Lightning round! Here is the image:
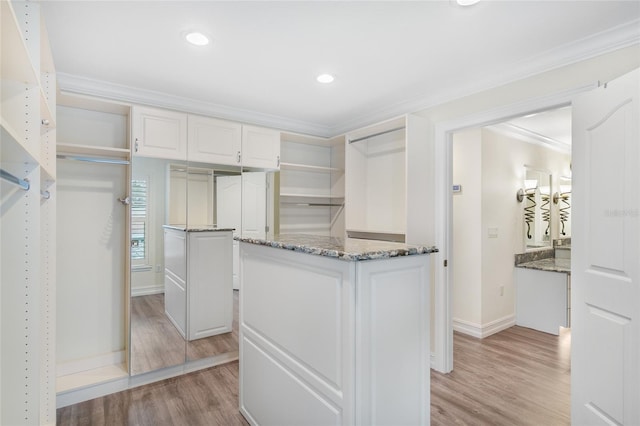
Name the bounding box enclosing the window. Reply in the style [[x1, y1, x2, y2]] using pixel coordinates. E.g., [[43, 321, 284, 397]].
[[131, 178, 149, 267]]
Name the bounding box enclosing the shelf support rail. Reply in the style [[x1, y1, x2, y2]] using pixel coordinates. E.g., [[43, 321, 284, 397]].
[[57, 154, 130, 165], [0, 169, 30, 191], [348, 126, 405, 144]]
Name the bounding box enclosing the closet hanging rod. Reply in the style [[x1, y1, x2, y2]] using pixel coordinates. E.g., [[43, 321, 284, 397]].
[[0, 169, 30, 191], [282, 202, 345, 207], [57, 154, 130, 165], [348, 126, 405, 144]]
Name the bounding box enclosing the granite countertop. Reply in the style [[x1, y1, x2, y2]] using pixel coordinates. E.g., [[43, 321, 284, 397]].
[[515, 258, 571, 274], [236, 234, 438, 261], [514, 245, 571, 273], [163, 224, 235, 232]]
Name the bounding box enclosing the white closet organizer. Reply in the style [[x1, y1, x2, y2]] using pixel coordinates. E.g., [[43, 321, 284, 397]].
[[345, 115, 427, 243], [54, 95, 131, 395], [1, 1, 57, 424], [279, 133, 345, 237]]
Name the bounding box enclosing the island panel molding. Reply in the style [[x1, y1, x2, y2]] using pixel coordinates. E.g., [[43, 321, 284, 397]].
[[239, 236, 433, 425]]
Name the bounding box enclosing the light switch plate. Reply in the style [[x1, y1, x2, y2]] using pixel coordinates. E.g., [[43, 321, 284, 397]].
[[488, 227, 498, 238]]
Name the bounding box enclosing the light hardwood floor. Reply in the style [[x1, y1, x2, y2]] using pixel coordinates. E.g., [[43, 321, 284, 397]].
[[130, 291, 239, 375], [58, 326, 570, 425]]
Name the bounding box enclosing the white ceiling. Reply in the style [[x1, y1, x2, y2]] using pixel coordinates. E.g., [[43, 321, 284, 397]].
[[40, 1, 640, 138]]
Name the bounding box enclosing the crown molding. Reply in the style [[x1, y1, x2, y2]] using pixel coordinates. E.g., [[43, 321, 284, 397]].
[[328, 19, 640, 136], [58, 19, 639, 139], [56, 73, 334, 138], [487, 122, 571, 154]]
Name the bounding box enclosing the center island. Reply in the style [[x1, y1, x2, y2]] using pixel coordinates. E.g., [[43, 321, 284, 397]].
[[237, 234, 437, 426]]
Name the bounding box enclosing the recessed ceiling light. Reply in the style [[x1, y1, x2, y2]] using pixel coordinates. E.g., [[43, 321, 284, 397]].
[[185, 31, 210, 46], [456, 0, 480, 5], [317, 73, 335, 84]]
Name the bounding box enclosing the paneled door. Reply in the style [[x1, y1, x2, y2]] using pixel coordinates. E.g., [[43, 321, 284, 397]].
[[571, 68, 639, 425], [241, 171, 267, 240]]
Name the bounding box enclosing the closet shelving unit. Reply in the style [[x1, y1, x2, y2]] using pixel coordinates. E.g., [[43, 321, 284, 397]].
[[1, 0, 57, 423], [345, 115, 427, 243], [279, 133, 345, 237], [54, 94, 131, 394]]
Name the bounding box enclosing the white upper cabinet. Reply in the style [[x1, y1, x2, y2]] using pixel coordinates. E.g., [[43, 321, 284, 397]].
[[132, 106, 187, 160], [188, 115, 241, 165], [241, 125, 280, 169]]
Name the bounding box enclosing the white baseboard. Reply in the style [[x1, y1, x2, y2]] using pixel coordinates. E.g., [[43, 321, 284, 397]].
[[56, 351, 239, 408], [131, 284, 164, 297], [453, 314, 516, 339]]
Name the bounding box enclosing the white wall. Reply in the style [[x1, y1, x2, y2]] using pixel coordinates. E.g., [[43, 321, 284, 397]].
[[452, 129, 482, 326], [452, 126, 571, 335]]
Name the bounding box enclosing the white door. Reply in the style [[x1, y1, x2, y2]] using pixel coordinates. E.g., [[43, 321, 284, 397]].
[[571, 68, 639, 425], [216, 175, 242, 289], [242, 171, 267, 239]]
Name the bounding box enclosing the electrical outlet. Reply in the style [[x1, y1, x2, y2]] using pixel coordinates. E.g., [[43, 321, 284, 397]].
[[156, 265, 162, 273]]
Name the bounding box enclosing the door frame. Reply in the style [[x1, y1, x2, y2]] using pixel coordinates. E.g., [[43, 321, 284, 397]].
[[431, 82, 598, 373]]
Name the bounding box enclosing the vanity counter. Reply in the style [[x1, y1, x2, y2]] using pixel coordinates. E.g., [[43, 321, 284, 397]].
[[236, 233, 437, 261], [516, 257, 571, 274]]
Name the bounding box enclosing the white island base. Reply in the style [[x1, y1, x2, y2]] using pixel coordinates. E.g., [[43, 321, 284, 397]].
[[239, 238, 433, 425]]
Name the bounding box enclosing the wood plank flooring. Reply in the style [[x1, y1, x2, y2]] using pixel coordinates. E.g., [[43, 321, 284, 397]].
[[431, 326, 570, 426], [58, 326, 570, 425], [130, 291, 239, 375]]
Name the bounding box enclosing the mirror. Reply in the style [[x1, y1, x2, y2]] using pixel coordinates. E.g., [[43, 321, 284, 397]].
[[185, 161, 241, 363], [523, 167, 552, 250], [241, 167, 279, 240], [556, 175, 571, 238], [130, 156, 187, 375], [130, 155, 243, 375]]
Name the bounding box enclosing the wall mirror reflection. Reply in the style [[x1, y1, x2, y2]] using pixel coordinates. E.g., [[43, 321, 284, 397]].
[[555, 175, 572, 238], [130, 156, 243, 375], [240, 168, 279, 240], [521, 167, 552, 250]]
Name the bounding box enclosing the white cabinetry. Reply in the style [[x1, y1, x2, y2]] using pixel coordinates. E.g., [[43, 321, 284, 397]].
[[164, 227, 188, 336], [1, 1, 57, 423], [239, 242, 431, 425], [188, 115, 242, 166], [242, 125, 281, 169], [187, 230, 233, 339], [132, 108, 279, 168], [132, 106, 187, 160], [164, 227, 233, 340], [279, 133, 345, 237], [515, 268, 570, 335]]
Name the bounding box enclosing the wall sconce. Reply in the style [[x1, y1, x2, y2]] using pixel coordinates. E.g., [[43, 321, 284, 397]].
[[516, 179, 538, 202]]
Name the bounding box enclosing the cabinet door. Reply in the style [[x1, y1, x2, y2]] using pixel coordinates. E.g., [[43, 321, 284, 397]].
[[188, 115, 242, 165], [132, 106, 187, 160], [242, 125, 280, 169]]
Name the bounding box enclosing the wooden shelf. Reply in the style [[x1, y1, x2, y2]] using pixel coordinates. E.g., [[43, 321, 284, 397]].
[[280, 162, 342, 173], [57, 143, 130, 159], [280, 192, 343, 199]]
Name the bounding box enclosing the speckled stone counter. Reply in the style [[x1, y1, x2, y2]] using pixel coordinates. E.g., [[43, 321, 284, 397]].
[[515, 258, 571, 274], [236, 234, 438, 261]]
